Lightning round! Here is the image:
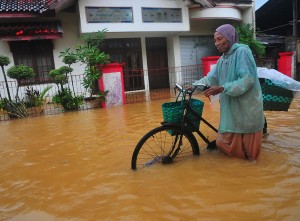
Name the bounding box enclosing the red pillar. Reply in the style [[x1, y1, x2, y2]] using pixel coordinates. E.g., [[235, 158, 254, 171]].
[[277, 52, 294, 77], [98, 63, 126, 108], [201, 56, 220, 76]]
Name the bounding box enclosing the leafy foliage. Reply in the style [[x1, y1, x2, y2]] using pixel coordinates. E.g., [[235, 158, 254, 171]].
[[7, 64, 35, 99], [235, 23, 266, 58], [60, 48, 77, 65], [52, 88, 84, 111], [60, 30, 110, 95], [49, 66, 72, 87], [23, 86, 52, 108], [0, 56, 10, 67], [0, 55, 12, 101], [7, 64, 35, 80], [0, 98, 28, 118], [80, 30, 107, 48]]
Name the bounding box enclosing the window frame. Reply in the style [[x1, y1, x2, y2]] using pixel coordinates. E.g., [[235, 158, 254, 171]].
[[9, 40, 55, 85]]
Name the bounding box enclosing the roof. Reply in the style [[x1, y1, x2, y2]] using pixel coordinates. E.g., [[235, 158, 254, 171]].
[[256, 0, 299, 36], [256, 35, 285, 45], [0, 21, 63, 41], [0, 0, 52, 13], [0, 0, 77, 16]]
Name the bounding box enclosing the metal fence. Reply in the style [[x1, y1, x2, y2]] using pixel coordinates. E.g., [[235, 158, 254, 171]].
[[0, 64, 203, 121]]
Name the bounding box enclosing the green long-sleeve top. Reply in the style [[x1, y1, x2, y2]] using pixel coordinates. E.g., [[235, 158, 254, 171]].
[[193, 43, 264, 133]]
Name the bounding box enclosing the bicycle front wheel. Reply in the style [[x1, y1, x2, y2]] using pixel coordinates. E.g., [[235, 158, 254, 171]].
[[131, 125, 199, 170]]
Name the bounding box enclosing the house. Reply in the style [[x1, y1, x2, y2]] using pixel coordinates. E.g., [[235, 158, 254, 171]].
[[0, 0, 254, 99]]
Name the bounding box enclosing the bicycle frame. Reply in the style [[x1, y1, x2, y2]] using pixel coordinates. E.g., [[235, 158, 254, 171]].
[[174, 84, 218, 144], [131, 83, 219, 169], [183, 100, 218, 143], [157, 84, 218, 162]]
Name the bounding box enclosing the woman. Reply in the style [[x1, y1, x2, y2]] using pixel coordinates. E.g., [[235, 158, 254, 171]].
[[193, 24, 264, 161]]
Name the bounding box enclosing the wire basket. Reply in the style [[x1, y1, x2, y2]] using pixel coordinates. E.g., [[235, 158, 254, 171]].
[[260, 78, 293, 111], [162, 99, 204, 131]]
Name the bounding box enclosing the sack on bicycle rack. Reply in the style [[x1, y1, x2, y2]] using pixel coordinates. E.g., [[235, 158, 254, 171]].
[[259, 78, 293, 111], [162, 99, 204, 132]]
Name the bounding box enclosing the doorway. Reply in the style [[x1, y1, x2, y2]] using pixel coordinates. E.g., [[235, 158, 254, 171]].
[[101, 38, 144, 91], [146, 37, 170, 89]]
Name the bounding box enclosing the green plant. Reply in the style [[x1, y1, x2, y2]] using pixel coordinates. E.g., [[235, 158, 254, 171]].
[[49, 66, 71, 91], [1, 98, 28, 118], [235, 23, 266, 58], [7, 64, 35, 80], [0, 98, 4, 110], [23, 86, 52, 108], [60, 48, 77, 65], [59, 48, 78, 94], [0, 55, 12, 101], [52, 88, 84, 111], [74, 30, 110, 95], [7, 64, 35, 99]]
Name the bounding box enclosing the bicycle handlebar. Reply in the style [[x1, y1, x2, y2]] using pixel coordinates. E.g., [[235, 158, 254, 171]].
[[175, 83, 209, 94]]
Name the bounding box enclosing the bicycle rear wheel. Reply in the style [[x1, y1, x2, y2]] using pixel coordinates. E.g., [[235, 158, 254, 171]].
[[131, 125, 199, 170]]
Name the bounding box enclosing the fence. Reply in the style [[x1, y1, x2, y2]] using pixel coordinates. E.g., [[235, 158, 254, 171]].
[[0, 64, 203, 121]]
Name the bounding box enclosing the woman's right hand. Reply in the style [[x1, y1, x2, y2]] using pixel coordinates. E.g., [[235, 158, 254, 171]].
[[203, 86, 224, 97]]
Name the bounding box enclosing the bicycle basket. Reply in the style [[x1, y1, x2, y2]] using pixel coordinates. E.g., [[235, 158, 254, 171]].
[[162, 99, 204, 132]]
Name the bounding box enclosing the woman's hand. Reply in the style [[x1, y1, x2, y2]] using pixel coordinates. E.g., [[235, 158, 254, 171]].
[[203, 86, 224, 98]]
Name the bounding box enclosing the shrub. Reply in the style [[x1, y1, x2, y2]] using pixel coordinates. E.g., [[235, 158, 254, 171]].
[[52, 88, 84, 111], [235, 23, 266, 58], [7, 64, 35, 80]]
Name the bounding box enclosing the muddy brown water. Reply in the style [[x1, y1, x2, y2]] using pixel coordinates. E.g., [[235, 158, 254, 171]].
[[1, 94, 300, 221]]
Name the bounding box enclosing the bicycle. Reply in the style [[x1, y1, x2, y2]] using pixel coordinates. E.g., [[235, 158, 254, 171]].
[[131, 83, 218, 170]]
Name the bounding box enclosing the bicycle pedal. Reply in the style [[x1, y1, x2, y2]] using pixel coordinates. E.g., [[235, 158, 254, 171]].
[[207, 140, 217, 151], [162, 156, 173, 164]]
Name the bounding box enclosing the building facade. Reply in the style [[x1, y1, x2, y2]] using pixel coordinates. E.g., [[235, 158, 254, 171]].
[[0, 0, 254, 98]]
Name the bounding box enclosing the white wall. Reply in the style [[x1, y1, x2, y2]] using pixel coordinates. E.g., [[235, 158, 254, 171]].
[[0, 40, 14, 82], [78, 0, 190, 34], [0, 11, 85, 81], [55, 11, 85, 76]]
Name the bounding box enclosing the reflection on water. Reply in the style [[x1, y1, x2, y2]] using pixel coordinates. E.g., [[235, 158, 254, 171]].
[[1, 94, 300, 221]]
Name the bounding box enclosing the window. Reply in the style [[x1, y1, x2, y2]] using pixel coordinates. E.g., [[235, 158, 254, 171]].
[[9, 40, 55, 85]]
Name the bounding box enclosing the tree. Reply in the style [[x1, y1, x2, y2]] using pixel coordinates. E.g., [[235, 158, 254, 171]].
[[235, 23, 266, 58], [0, 55, 12, 101], [7, 64, 35, 100], [62, 30, 110, 96]]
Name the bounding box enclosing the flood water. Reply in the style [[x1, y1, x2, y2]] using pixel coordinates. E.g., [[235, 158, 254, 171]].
[[1, 94, 300, 221]]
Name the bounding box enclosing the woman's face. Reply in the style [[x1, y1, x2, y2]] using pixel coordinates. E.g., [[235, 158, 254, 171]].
[[214, 32, 229, 53]]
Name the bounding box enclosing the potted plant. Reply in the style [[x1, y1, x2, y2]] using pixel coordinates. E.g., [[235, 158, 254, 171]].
[[7, 64, 35, 100], [49, 66, 84, 111], [0, 64, 35, 119], [23, 85, 52, 115], [0, 97, 28, 118], [59, 48, 77, 94]]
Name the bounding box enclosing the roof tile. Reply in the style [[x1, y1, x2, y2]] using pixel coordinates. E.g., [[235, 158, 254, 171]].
[[0, 0, 51, 13]]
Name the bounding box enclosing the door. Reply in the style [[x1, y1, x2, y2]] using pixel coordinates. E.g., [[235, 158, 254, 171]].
[[101, 38, 144, 91], [146, 37, 169, 89]]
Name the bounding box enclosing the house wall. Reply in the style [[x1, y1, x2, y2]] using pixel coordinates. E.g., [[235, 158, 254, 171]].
[[55, 11, 85, 76], [78, 0, 190, 33], [77, 0, 254, 72], [0, 11, 85, 81]]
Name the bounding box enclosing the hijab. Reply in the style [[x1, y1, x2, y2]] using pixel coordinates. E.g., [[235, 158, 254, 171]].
[[215, 24, 239, 49]]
